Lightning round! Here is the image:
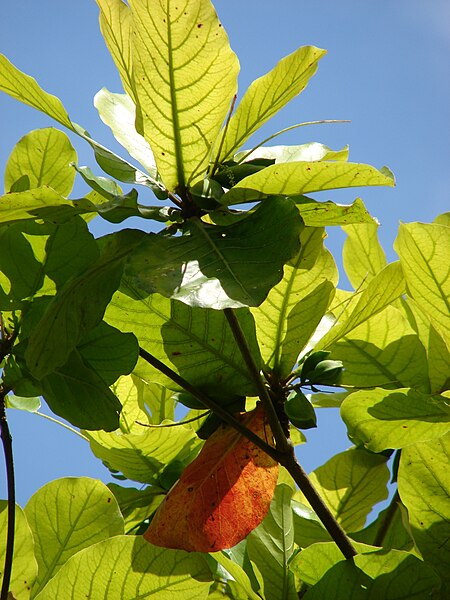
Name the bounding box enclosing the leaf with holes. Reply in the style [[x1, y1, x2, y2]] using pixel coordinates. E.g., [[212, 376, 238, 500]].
[[144, 405, 278, 552]]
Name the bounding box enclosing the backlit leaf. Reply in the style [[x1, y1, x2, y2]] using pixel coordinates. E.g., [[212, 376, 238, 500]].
[[0, 502, 38, 600], [130, 0, 239, 190], [144, 405, 278, 552], [211, 552, 261, 600], [395, 222, 450, 350], [291, 500, 332, 547], [223, 162, 394, 205], [126, 196, 303, 309], [294, 196, 376, 227], [24, 477, 124, 597], [217, 46, 326, 163], [108, 483, 165, 533], [34, 536, 213, 600], [351, 502, 414, 551], [398, 433, 450, 589], [246, 484, 297, 600], [4, 128, 77, 196], [0, 187, 85, 225], [234, 142, 348, 164], [303, 448, 389, 532], [342, 223, 386, 289]]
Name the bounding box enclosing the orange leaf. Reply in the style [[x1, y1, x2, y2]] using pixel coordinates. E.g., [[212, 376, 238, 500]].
[[144, 404, 279, 552]]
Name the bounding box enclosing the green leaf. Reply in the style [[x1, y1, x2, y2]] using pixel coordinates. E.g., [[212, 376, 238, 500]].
[[34, 536, 213, 600], [0, 54, 73, 129], [40, 348, 122, 431], [252, 226, 337, 376], [342, 223, 386, 289], [108, 483, 165, 533], [217, 46, 326, 163], [116, 375, 176, 427], [341, 388, 450, 452], [0, 187, 86, 226], [398, 433, 450, 589], [351, 502, 414, 551], [403, 297, 450, 393], [395, 222, 450, 349], [0, 502, 38, 600], [293, 196, 376, 227], [234, 142, 349, 164], [96, 0, 135, 101], [71, 164, 123, 199], [84, 423, 201, 484], [4, 128, 77, 196], [328, 305, 430, 391], [285, 391, 317, 430], [211, 552, 261, 600], [222, 162, 395, 205], [94, 88, 157, 176], [317, 261, 405, 350], [5, 394, 41, 412], [130, 0, 239, 191], [105, 286, 260, 396], [24, 477, 124, 597], [433, 212, 450, 227], [291, 500, 332, 547], [304, 448, 389, 532], [292, 545, 441, 600], [25, 229, 145, 379], [246, 484, 297, 600], [125, 196, 303, 309]]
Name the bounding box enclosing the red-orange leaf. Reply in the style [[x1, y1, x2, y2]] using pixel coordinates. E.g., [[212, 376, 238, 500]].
[[144, 404, 279, 552]]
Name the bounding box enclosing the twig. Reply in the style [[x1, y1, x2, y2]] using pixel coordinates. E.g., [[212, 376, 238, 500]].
[[0, 387, 15, 600], [138, 347, 282, 462], [374, 489, 400, 547], [34, 411, 89, 441], [223, 308, 290, 453]]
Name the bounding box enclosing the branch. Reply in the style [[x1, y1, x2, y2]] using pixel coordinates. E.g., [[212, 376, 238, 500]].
[[138, 347, 282, 462], [0, 387, 15, 600], [223, 308, 290, 453], [280, 451, 357, 559], [373, 489, 400, 547]]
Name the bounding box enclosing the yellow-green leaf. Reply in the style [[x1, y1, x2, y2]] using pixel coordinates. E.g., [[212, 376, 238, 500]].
[[129, 0, 239, 191], [398, 434, 450, 589], [4, 128, 77, 196], [294, 197, 376, 227], [34, 536, 213, 600], [395, 222, 450, 349], [223, 162, 395, 205], [342, 223, 386, 289], [0, 54, 73, 130], [0, 187, 84, 225], [217, 46, 326, 163], [25, 477, 124, 596], [97, 0, 135, 101], [0, 502, 38, 600], [341, 387, 450, 452], [303, 448, 389, 532]]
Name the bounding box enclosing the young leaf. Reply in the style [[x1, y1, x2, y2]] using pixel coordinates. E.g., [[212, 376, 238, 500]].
[[341, 387, 450, 452], [144, 405, 278, 552], [222, 162, 395, 205], [0, 501, 38, 600], [33, 536, 213, 600], [398, 433, 450, 589], [125, 196, 303, 309], [4, 128, 77, 196], [246, 484, 298, 600], [217, 46, 326, 163], [234, 142, 349, 165], [0, 53, 73, 129], [342, 223, 386, 289], [94, 88, 157, 176], [395, 222, 450, 349], [105, 286, 260, 396], [24, 477, 124, 597], [301, 448, 390, 532], [293, 196, 376, 227], [251, 226, 337, 376], [130, 0, 239, 191], [96, 0, 135, 101]]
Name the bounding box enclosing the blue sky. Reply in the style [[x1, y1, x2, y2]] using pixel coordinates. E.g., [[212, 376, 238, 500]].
[[1, 1, 448, 507]]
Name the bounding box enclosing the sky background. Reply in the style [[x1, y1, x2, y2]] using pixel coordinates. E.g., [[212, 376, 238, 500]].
[[0, 1, 448, 509]]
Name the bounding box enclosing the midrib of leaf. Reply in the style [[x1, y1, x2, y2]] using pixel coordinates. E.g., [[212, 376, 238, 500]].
[[341, 337, 404, 384], [191, 217, 251, 302], [278, 499, 292, 600], [34, 486, 96, 595], [332, 464, 378, 525], [119, 281, 252, 383], [36, 132, 52, 187], [166, 5, 185, 191]]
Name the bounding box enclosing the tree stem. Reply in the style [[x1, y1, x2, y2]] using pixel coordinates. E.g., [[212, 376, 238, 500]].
[[0, 388, 15, 600], [138, 347, 281, 462], [223, 308, 290, 453], [374, 489, 400, 547]]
